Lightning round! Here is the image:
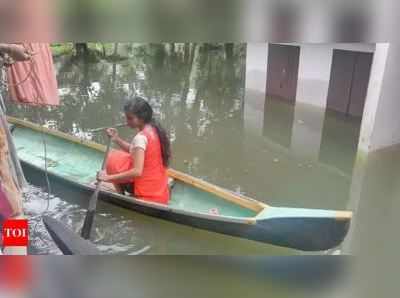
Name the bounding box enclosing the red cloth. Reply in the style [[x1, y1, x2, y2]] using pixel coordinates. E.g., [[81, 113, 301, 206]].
[[106, 126, 170, 205], [7, 43, 60, 106], [134, 125, 169, 204], [106, 150, 135, 185]]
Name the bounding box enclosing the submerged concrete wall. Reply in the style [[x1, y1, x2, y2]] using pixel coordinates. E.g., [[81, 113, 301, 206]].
[[369, 43, 400, 151], [295, 43, 375, 108], [245, 43, 376, 110], [244, 42, 400, 152], [358, 43, 390, 152], [360, 43, 400, 152]]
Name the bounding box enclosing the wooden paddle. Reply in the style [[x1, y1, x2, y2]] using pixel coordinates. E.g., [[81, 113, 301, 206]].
[[88, 123, 125, 133], [81, 136, 112, 240]]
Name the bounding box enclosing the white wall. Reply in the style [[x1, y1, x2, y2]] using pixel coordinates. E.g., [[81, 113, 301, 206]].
[[331, 43, 375, 53], [295, 44, 333, 107], [358, 44, 390, 152], [295, 43, 375, 108], [243, 42, 400, 152], [244, 43, 268, 93], [368, 43, 400, 151]]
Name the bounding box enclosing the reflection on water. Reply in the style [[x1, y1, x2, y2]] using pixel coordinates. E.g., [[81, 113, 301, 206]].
[[6, 43, 363, 254], [264, 96, 295, 148], [320, 110, 361, 174]]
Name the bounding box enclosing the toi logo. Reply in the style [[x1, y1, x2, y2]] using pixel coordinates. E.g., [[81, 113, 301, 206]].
[[2, 219, 29, 247]]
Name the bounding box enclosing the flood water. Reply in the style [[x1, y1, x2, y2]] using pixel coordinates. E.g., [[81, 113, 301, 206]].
[[5, 43, 372, 255]]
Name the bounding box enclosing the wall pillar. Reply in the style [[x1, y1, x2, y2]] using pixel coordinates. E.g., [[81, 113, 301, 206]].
[[295, 44, 333, 108], [290, 44, 333, 160], [290, 103, 325, 161], [358, 43, 393, 152], [243, 43, 268, 136]]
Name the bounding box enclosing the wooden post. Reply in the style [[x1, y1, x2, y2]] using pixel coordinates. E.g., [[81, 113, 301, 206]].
[[0, 114, 27, 255], [0, 114, 26, 187], [0, 68, 26, 255], [0, 117, 23, 216]]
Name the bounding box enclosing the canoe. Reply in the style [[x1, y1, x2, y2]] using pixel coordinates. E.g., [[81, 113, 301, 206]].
[[8, 116, 352, 251], [42, 215, 101, 255]]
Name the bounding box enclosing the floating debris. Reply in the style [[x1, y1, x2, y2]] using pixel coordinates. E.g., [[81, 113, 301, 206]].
[[273, 158, 279, 163], [40, 157, 59, 168], [209, 208, 219, 215], [297, 120, 305, 124]]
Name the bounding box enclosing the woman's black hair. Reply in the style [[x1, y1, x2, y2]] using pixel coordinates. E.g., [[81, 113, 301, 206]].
[[124, 97, 171, 167]]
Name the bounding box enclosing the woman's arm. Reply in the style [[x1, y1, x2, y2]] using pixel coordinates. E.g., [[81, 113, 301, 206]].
[[106, 128, 131, 152], [113, 136, 132, 153], [98, 148, 145, 182]]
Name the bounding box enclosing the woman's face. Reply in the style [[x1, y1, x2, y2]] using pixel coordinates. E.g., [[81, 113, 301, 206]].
[[125, 112, 143, 129]]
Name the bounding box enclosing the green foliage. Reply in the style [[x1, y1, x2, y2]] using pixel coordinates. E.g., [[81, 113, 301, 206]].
[[50, 43, 74, 57]]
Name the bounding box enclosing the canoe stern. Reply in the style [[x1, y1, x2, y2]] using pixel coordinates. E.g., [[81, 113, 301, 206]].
[[253, 207, 352, 251]]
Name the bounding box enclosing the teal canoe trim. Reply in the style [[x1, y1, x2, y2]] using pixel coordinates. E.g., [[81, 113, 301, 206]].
[[257, 207, 343, 220]]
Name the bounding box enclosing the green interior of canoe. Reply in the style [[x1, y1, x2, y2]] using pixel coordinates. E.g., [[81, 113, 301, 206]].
[[12, 126, 257, 218]]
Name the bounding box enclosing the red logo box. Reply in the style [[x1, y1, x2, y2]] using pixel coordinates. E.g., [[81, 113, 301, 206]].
[[2, 219, 29, 247]]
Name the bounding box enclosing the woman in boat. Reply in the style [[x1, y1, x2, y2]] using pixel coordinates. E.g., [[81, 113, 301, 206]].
[[97, 97, 171, 205]]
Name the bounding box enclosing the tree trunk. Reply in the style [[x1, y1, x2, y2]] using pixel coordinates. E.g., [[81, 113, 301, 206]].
[[113, 43, 119, 57], [184, 43, 191, 64], [225, 43, 234, 60], [102, 44, 107, 57], [75, 43, 88, 57], [170, 43, 175, 54], [181, 44, 197, 101], [189, 43, 196, 65]]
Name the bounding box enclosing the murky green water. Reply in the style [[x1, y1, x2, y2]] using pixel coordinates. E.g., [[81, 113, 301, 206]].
[[0, 256, 350, 297], [6, 43, 361, 255]]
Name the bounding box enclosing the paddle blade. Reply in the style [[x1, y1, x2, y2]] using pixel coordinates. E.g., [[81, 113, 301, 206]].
[[43, 216, 100, 255], [81, 209, 95, 240], [81, 188, 101, 239]]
